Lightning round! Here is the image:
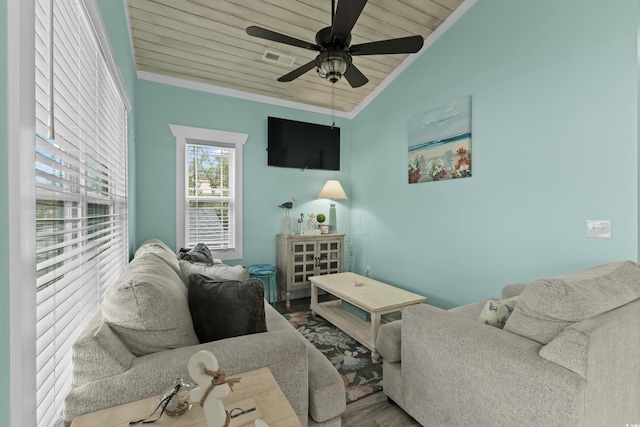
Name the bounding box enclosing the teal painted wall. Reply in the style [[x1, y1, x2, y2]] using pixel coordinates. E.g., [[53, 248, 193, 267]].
[[135, 80, 350, 266], [0, 0, 10, 423], [0, 1, 635, 419], [96, 0, 138, 256], [350, 0, 639, 308]]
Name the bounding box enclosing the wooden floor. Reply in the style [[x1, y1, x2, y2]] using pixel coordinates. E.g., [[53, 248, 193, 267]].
[[342, 393, 421, 427], [275, 296, 422, 427]]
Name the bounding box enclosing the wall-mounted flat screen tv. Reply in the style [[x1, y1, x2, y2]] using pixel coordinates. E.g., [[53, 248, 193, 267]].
[[267, 116, 340, 170]]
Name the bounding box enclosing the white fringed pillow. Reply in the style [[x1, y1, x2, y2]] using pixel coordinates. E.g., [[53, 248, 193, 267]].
[[478, 296, 519, 329], [178, 260, 249, 286]]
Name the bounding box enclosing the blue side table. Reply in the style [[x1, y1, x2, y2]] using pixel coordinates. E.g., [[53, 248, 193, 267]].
[[248, 264, 277, 308]]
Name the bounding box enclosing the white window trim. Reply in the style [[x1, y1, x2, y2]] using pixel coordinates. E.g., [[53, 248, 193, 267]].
[[8, 0, 37, 426], [170, 124, 247, 260], [8, 1, 131, 425]]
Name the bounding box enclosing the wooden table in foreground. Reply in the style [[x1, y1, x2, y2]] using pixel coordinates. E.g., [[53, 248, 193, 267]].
[[71, 367, 301, 427], [309, 272, 426, 361]]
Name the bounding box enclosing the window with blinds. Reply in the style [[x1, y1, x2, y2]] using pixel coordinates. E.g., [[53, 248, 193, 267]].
[[34, 0, 129, 426], [186, 143, 236, 250], [171, 124, 246, 261]]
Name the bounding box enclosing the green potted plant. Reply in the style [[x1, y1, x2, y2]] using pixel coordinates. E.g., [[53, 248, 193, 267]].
[[316, 213, 329, 234]]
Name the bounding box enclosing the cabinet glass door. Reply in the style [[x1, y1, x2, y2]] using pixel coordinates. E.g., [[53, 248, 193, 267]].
[[316, 239, 342, 275], [292, 242, 318, 285]]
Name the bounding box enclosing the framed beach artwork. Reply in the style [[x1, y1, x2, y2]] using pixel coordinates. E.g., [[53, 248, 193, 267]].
[[408, 96, 472, 184]]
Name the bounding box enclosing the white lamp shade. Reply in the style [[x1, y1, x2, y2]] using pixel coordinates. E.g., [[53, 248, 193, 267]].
[[317, 180, 348, 200]]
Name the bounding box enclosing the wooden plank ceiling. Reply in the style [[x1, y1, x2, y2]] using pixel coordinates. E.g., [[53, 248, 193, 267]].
[[127, 0, 464, 112]]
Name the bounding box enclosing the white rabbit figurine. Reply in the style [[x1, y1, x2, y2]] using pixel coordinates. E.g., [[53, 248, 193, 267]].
[[188, 350, 269, 427], [188, 351, 230, 427]]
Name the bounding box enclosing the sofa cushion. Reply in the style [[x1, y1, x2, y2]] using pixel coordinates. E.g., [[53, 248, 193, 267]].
[[539, 297, 640, 379], [70, 310, 135, 387], [134, 238, 173, 258], [264, 302, 295, 331], [504, 260, 640, 344], [477, 296, 518, 328], [188, 274, 267, 343], [178, 243, 215, 265], [178, 260, 249, 286], [134, 238, 181, 278], [102, 253, 200, 356], [448, 300, 488, 319], [501, 283, 528, 299], [376, 320, 403, 363]]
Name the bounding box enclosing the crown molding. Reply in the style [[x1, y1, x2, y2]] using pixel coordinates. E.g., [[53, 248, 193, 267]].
[[137, 71, 352, 119]]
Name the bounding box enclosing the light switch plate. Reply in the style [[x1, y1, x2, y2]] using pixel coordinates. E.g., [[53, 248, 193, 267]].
[[586, 220, 611, 238]]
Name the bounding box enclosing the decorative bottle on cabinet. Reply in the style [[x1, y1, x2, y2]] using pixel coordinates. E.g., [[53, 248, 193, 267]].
[[276, 234, 344, 309]]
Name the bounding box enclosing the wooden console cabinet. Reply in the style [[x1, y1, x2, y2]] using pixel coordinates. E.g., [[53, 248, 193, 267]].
[[276, 233, 344, 309]]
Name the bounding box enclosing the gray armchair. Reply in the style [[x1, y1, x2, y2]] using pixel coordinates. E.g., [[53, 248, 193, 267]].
[[377, 261, 640, 426]]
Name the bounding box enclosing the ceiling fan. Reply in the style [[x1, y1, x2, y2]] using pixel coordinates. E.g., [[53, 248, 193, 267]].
[[246, 0, 424, 88]]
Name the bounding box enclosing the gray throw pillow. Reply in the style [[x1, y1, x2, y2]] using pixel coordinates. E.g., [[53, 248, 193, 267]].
[[178, 243, 214, 265], [188, 274, 267, 343]]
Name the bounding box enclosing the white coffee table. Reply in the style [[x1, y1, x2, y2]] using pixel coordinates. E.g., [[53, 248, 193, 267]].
[[309, 272, 426, 361]]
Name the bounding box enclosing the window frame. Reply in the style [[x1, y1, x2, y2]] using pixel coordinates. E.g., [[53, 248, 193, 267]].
[[170, 124, 247, 260], [8, 0, 131, 425], [8, 0, 38, 426]]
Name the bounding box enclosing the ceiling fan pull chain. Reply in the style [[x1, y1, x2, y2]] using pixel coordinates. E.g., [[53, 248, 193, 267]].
[[331, 84, 336, 128]]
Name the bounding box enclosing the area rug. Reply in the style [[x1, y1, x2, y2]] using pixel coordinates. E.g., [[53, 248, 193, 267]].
[[284, 310, 383, 404]]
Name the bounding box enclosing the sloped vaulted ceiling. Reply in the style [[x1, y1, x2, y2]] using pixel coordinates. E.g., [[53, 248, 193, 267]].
[[127, 0, 468, 113]]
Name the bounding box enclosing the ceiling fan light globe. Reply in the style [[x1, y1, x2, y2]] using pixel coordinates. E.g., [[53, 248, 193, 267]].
[[319, 55, 348, 83], [319, 57, 345, 75]]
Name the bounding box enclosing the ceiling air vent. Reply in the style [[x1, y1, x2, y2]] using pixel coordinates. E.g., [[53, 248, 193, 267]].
[[262, 50, 295, 67]]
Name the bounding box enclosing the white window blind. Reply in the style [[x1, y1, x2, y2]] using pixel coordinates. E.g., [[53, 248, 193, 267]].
[[34, 1, 129, 426], [186, 142, 236, 250]]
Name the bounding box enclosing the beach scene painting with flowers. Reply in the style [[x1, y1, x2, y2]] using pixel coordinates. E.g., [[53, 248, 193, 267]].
[[408, 96, 472, 184]]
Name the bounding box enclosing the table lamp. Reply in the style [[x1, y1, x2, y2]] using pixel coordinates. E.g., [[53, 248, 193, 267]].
[[317, 180, 348, 233]]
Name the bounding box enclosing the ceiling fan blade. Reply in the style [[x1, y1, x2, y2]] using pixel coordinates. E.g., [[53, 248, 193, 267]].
[[246, 26, 320, 51], [330, 0, 368, 44], [350, 35, 424, 56], [277, 60, 317, 82], [343, 64, 368, 88]]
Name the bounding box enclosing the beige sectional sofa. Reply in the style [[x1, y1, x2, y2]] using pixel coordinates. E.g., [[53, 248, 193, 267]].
[[377, 260, 640, 426], [63, 239, 345, 426]]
